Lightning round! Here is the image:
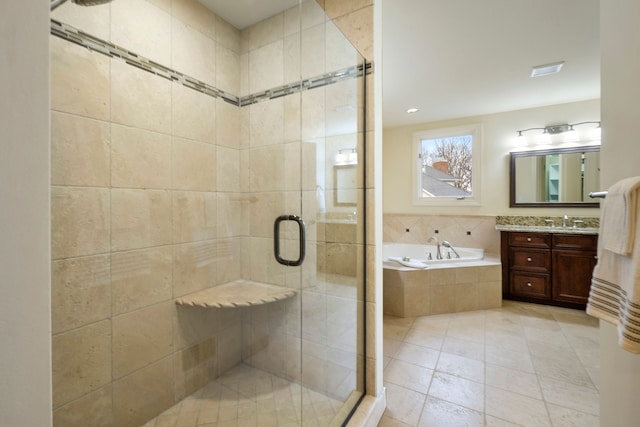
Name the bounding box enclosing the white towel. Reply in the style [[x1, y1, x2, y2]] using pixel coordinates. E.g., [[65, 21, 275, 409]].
[[600, 176, 640, 255], [587, 176, 640, 353], [388, 257, 428, 269]]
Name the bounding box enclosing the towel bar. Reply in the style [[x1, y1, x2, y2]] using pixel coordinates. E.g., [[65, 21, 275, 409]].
[[589, 191, 608, 199]]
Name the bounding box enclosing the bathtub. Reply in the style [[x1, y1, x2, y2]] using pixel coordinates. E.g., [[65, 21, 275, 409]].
[[382, 242, 502, 317], [383, 242, 484, 267]]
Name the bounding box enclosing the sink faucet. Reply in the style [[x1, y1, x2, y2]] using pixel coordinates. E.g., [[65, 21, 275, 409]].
[[442, 241, 461, 258], [427, 236, 442, 259], [562, 214, 569, 229]]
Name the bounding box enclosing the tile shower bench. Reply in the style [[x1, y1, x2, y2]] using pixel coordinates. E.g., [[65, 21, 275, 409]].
[[175, 279, 296, 308]]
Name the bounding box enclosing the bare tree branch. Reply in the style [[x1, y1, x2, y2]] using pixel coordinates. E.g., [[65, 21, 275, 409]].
[[422, 136, 472, 192]]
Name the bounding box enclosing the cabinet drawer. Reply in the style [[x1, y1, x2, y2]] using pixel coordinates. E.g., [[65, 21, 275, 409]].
[[552, 234, 598, 250], [508, 232, 551, 248], [509, 248, 551, 272], [510, 272, 550, 299]]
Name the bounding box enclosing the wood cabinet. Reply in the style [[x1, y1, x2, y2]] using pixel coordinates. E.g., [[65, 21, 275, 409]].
[[501, 231, 598, 309]]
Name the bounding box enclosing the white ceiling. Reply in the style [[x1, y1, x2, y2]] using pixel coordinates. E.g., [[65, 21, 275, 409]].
[[197, 0, 299, 29], [382, 0, 600, 128], [197, 0, 600, 130]]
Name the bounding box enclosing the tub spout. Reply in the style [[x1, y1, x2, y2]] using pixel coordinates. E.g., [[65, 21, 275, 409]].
[[442, 241, 461, 258], [427, 236, 442, 259]]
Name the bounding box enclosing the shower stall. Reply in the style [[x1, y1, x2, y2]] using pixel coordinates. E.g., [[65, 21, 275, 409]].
[[50, 0, 367, 425]]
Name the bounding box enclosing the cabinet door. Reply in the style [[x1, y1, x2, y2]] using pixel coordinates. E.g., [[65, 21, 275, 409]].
[[552, 249, 597, 305]]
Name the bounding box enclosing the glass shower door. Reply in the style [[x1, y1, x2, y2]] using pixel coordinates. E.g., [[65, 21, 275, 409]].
[[202, 0, 367, 424], [296, 3, 367, 424]]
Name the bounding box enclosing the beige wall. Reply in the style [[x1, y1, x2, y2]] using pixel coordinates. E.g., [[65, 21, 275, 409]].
[[50, 2, 244, 424], [0, 1, 52, 426], [383, 99, 601, 217], [599, 1, 640, 425]]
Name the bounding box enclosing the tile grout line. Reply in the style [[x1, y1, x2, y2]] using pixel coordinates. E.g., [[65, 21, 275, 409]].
[[382, 303, 600, 426]]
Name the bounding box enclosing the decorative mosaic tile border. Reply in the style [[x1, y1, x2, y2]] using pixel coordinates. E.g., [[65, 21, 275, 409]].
[[496, 215, 600, 228], [51, 19, 372, 107]]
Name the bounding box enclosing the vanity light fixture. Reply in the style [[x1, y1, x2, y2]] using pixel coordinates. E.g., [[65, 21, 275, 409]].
[[514, 121, 601, 146], [335, 148, 358, 166], [512, 127, 544, 146], [537, 128, 552, 145], [563, 125, 580, 143], [514, 131, 528, 146], [590, 123, 602, 140]]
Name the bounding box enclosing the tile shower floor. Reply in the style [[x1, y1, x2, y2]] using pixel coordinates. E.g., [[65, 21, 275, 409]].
[[380, 300, 600, 427], [143, 364, 344, 427]]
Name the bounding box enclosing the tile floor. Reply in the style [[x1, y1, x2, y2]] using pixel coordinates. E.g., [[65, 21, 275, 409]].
[[142, 364, 345, 427], [380, 301, 600, 427]]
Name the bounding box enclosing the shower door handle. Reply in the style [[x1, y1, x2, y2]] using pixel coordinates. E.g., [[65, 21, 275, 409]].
[[274, 215, 306, 267]]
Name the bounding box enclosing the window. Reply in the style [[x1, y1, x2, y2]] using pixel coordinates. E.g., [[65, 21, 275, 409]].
[[413, 124, 481, 205]]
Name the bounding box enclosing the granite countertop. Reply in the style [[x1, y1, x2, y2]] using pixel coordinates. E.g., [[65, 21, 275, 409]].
[[495, 224, 599, 235]]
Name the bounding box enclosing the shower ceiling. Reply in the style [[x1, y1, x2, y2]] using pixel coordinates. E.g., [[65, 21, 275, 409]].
[[197, 0, 299, 29]]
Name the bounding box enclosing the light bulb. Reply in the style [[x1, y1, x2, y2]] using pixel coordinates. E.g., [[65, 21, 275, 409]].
[[564, 127, 579, 142], [514, 132, 527, 146], [537, 130, 552, 145]]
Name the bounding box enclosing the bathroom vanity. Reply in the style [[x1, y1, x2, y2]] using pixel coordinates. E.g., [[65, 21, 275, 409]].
[[498, 227, 598, 309]]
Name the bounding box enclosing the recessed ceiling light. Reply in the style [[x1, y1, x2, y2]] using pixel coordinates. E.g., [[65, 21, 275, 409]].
[[530, 61, 565, 77], [406, 108, 419, 114]]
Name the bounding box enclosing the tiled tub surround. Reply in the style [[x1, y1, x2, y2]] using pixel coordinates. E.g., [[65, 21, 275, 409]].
[[383, 214, 502, 318], [383, 214, 501, 257], [383, 260, 502, 318], [50, 0, 370, 426]]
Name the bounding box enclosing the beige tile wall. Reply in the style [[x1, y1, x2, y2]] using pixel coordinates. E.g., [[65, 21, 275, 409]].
[[384, 213, 501, 256], [51, 0, 244, 425], [51, 0, 375, 425], [383, 264, 502, 318]]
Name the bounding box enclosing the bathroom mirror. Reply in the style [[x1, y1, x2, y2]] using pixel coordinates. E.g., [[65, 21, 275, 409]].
[[510, 146, 601, 207], [334, 165, 358, 205]]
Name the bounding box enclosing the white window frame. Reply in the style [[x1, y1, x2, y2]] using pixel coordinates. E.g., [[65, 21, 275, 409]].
[[412, 124, 482, 206]]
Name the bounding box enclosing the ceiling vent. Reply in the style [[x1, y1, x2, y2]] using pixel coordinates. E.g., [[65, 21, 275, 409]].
[[530, 61, 565, 77]]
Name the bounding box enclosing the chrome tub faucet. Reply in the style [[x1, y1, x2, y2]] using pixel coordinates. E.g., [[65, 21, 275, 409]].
[[442, 240, 461, 259], [427, 236, 442, 259]]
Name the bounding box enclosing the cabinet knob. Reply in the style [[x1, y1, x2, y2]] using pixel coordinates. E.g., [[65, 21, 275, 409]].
[[594, 255, 598, 260], [527, 257, 532, 262], [527, 237, 532, 242], [527, 282, 532, 287]]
